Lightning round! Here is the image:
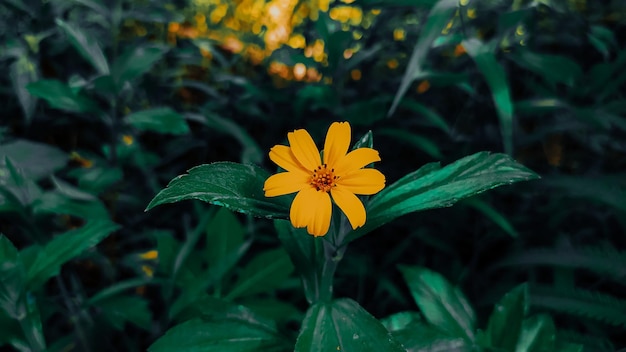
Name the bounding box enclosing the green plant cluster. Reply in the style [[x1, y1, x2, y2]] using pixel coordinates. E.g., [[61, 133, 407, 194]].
[[1, 0, 625, 351]]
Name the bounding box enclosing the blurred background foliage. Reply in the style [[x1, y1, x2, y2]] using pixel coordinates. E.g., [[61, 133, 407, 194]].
[[1, 0, 626, 350]]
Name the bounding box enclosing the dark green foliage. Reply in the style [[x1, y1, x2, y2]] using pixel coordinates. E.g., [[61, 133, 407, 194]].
[[1, 0, 625, 350]]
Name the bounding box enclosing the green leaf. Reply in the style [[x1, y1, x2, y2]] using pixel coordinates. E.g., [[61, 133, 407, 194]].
[[225, 247, 294, 300], [124, 107, 190, 135], [55, 19, 109, 74], [463, 39, 514, 154], [295, 298, 406, 352], [26, 79, 97, 113], [0, 236, 25, 319], [516, 314, 556, 352], [148, 318, 290, 352], [9, 57, 38, 123], [26, 220, 120, 290], [389, 0, 457, 116], [509, 50, 583, 87], [112, 44, 167, 85], [146, 162, 290, 219], [0, 157, 42, 207], [67, 166, 123, 194], [32, 191, 109, 220], [352, 152, 538, 241], [399, 266, 475, 341], [96, 295, 152, 330], [380, 311, 422, 332], [485, 284, 528, 351], [206, 208, 245, 269], [0, 140, 67, 180]]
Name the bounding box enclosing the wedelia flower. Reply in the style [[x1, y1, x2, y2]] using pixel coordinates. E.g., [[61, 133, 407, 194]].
[[264, 121, 385, 236]]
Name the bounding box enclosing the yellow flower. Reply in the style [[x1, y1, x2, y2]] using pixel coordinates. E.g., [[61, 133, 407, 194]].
[[264, 122, 385, 236]]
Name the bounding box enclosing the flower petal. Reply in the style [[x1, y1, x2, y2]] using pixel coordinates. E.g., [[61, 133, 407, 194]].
[[337, 168, 386, 195], [288, 129, 321, 172], [331, 187, 366, 229], [269, 145, 309, 173], [264, 171, 309, 197], [290, 187, 332, 236], [323, 122, 351, 167], [334, 148, 381, 176]]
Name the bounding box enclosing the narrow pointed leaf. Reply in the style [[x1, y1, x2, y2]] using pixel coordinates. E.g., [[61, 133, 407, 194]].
[[146, 162, 290, 219], [389, 0, 457, 116], [26, 220, 120, 290], [463, 39, 514, 154], [26, 79, 97, 113], [56, 19, 109, 74], [295, 298, 405, 352], [515, 314, 556, 352]]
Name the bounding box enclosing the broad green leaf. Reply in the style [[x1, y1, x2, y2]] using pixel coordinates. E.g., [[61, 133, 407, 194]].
[[515, 314, 555, 352], [0, 310, 26, 350], [0, 236, 25, 319], [360, 0, 438, 6], [463, 39, 514, 154], [173, 296, 277, 327], [146, 162, 290, 219], [509, 50, 583, 87], [225, 247, 294, 300], [206, 208, 245, 268], [26, 220, 120, 290], [400, 266, 475, 341], [26, 79, 97, 113], [148, 318, 290, 352], [0, 140, 67, 180], [485, 284, 528, 351], [295, 298, 405, 352], [389, 0, 457, 116], [55, 19, 109, 74], [124, 107, 190, 135], [51, 176, 97, 201], [9, 57, 38, 123], [96, 295, 152, 330], [351, 152, 538, 241], [112, 44, 168, 85], [33, 191, 108, 219]]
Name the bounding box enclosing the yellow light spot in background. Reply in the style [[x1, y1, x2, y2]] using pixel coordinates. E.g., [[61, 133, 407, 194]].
[[70, 152, 93, 169], [353, 31, 362, 40], [168, 22, 180, 33], [454, 44, 466, 56], [350, 69, 361, 80], [460, 0, 470, 5], [288, 33, 306, 49], [340, 0, 355, 3], [343, 48, 354, 59], [122, 135, 134, 146], [467, 8, 476, 19], [371, 9, 381, 15], [516, 25, 525, 36], [393, 28, 405, 41], [387, 58, 399, 69], [416, 80, 430, 94], [141, 265, 154, 277], [139, 250, 158, 260], [293, 63, 307, 80]]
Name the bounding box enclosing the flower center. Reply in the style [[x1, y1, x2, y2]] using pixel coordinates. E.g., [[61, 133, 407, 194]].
[[310, 164, 338, 192]]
